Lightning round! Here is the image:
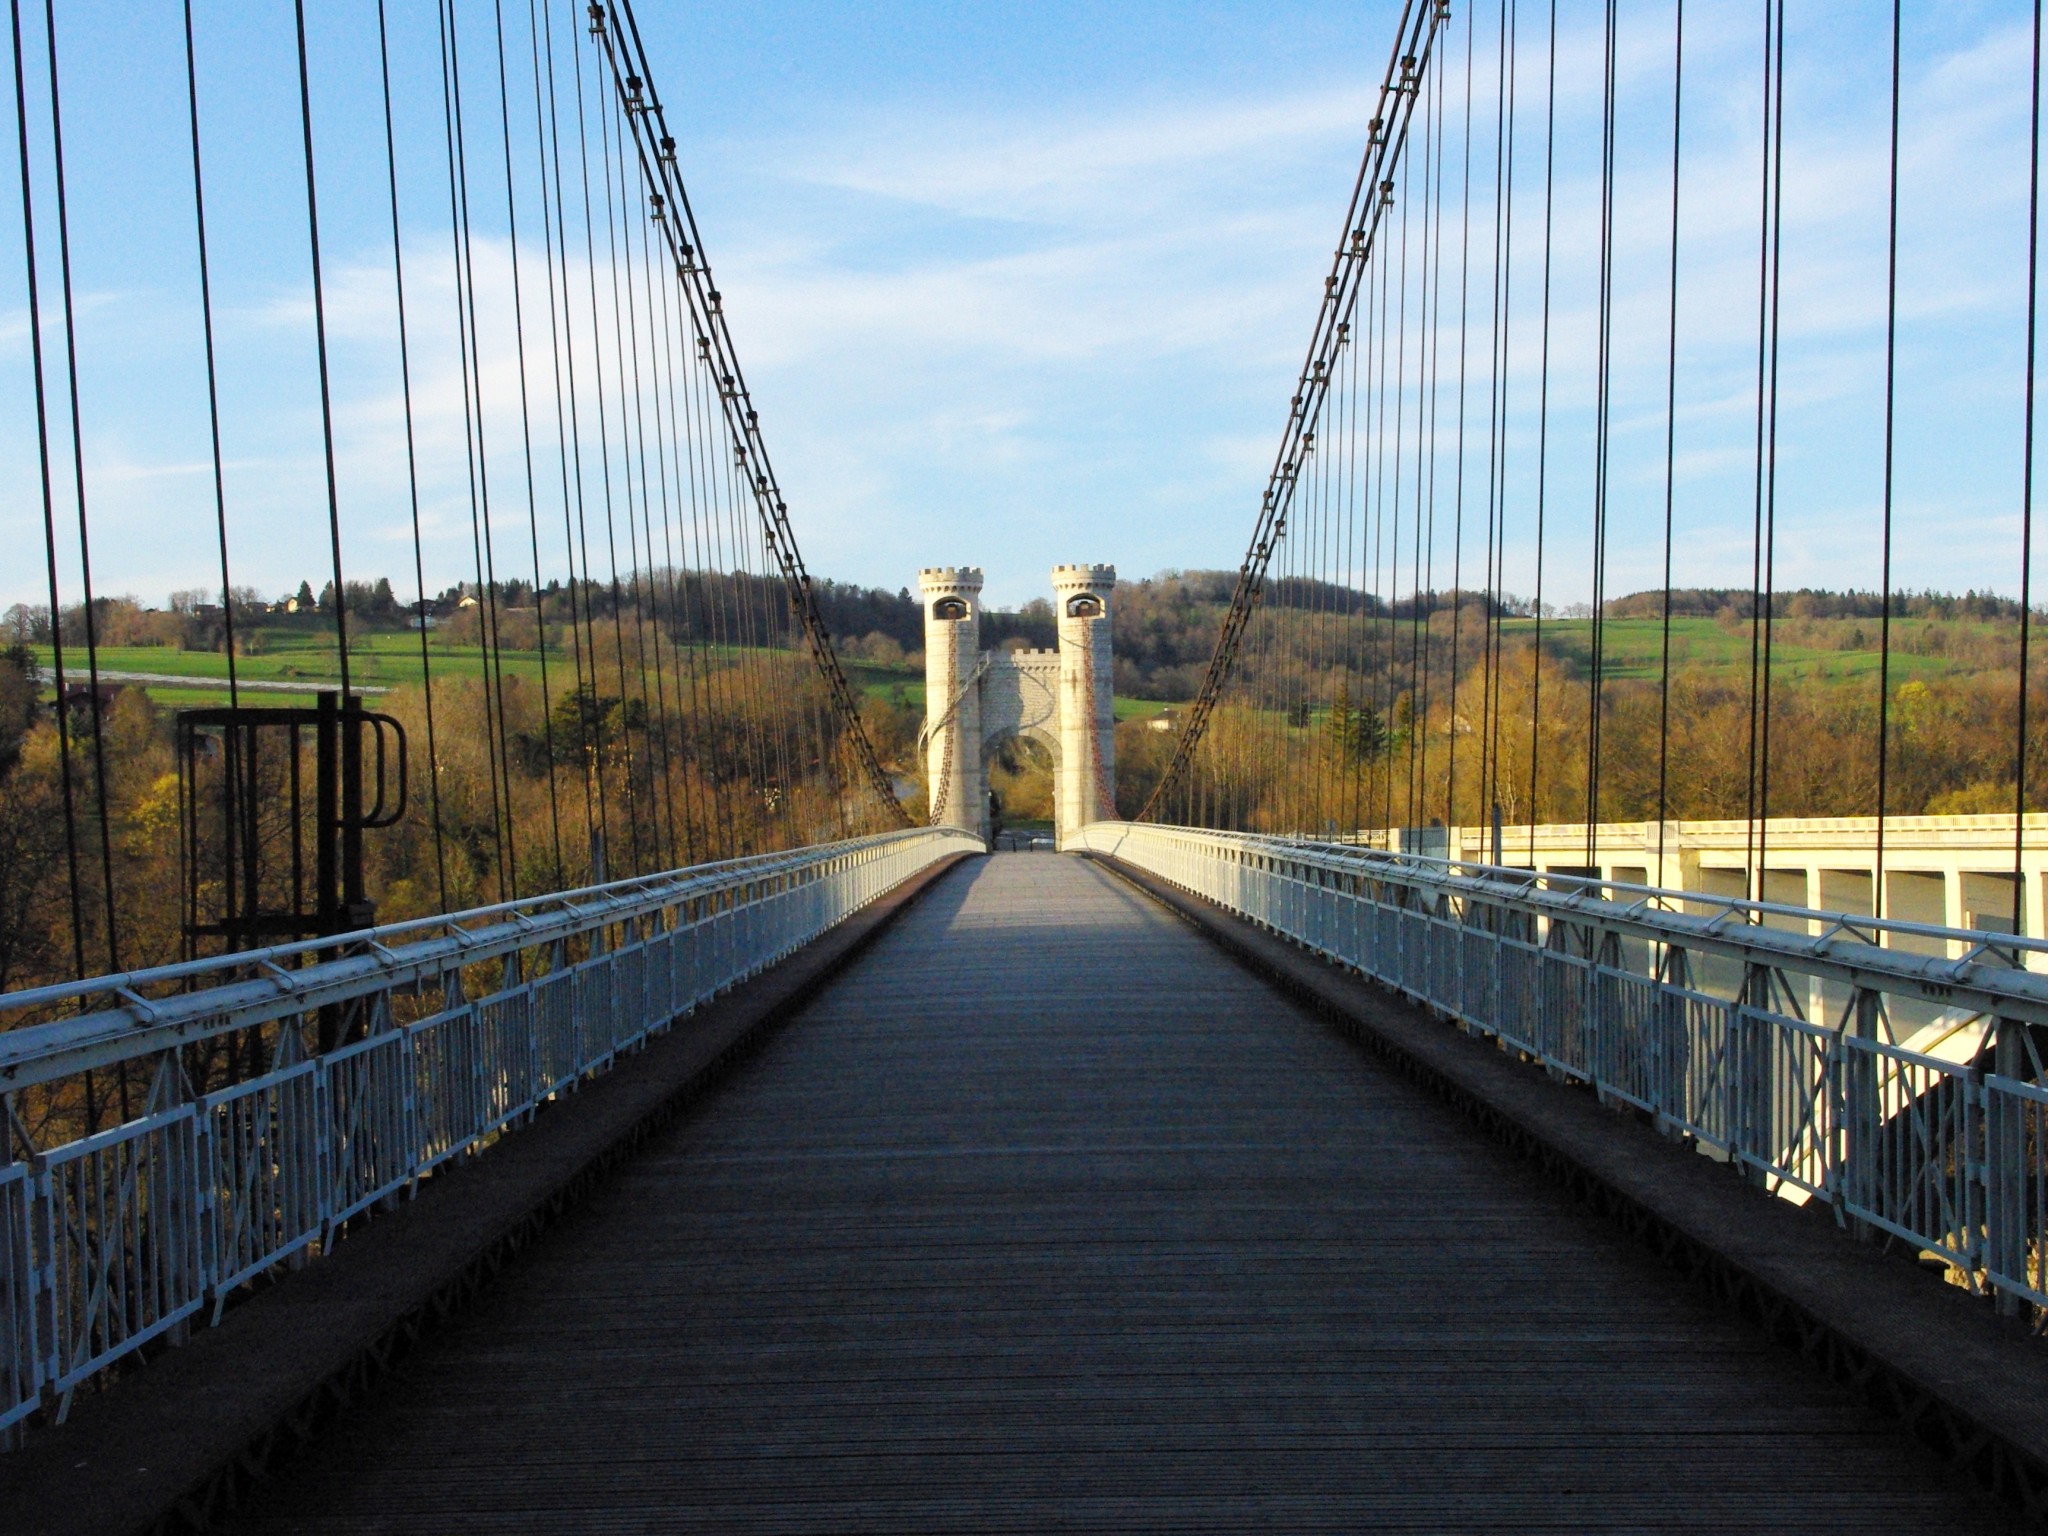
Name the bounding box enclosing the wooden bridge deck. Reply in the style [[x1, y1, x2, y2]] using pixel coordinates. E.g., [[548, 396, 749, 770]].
[[223, 855, 2015, 1533]]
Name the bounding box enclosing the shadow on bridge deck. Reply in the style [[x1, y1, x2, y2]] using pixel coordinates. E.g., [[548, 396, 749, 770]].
[[219, 855, 2017, 1533]]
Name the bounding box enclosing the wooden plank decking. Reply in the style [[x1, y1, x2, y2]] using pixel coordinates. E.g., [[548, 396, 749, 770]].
[[221, 854, 2019, 1532]]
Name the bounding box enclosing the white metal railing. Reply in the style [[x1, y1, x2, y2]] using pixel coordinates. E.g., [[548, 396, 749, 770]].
[[0, 826, 980, 1432], [1077, 821, 2048, 1316]]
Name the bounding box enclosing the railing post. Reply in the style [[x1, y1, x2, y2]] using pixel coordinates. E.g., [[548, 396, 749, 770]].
[[1651, 963, 1677, 1139], [1732, 968, 1764, 1187], [313, 1018, 336, 1236], [1838, 988, 1881, 1240], [0, 1106, 32, 1447], [1720, 994, 1744, 1179], [145, 1053, 202, 1349], [1986, 1018, 2025, 1315], [511, 948, 540, 1120], [31, 1158, 55, 1424], [189, 1069, 217, 1332], [1960, 1060, 1988, 1291], [1586, 930, 1608, 1098]]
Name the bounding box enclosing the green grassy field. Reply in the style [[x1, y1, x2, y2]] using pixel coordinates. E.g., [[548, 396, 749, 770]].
[[1503, 615, 1962, 685], [29, 629, 830, 710], [33, 632, 553, 690], [844, 661, 924, 707]]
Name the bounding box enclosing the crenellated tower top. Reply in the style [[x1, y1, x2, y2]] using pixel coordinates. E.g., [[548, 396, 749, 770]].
[[1051, 563, 1116, 589], [918, 566, 985, 591]]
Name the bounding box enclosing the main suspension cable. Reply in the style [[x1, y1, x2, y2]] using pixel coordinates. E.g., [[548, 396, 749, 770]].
[[1138, 0, 1443, 822]]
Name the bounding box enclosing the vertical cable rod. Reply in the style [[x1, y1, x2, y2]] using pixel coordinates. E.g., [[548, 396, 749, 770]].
[[375, 0, 451, 911], [1875, 0, 1902, 918], [292, 0, 352, 704], [1655, 0, 1686, 886], [39, 0, 119, 976], [9, 0, 86, 984], [2019, 0, 2044, 932], [181, 0, 236, 708]]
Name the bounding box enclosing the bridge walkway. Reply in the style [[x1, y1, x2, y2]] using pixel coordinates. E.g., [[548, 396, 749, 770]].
[[222, 855, 2016, 1533]]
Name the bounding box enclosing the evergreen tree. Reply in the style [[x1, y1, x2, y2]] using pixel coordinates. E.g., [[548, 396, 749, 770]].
[[1327, 683, 1388, 767]]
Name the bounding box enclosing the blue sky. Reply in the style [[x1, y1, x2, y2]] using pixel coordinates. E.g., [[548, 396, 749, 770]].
[[2, 2, 2043, 615]]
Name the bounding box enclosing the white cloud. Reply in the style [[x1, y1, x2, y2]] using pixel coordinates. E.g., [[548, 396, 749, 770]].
[[4, 4, 2043, 617]]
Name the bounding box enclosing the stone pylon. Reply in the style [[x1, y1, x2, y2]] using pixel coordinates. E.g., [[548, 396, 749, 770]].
[[1052, 564, 1116, 845], [917, 563, 1117, 847], [918, 567, 984, 833]]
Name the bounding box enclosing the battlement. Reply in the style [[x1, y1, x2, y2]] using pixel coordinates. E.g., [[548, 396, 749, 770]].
[[918, 566, 984, 582], [1051, 563, 1116, 587], [986, 647, 1061, 676]]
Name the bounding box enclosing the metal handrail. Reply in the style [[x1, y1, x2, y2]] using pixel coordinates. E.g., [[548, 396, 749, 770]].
[[1075, 820, 2048, 1317], [0, 825, 982, 1434], [1079, 823, 2048, 1025], [0, 838, 888, 1022], [0, 829, 979, 1093]]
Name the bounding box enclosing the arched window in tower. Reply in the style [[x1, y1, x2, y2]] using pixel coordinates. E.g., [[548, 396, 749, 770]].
[[1065, 594, 1103, 619], [932, 597, 969, 621]]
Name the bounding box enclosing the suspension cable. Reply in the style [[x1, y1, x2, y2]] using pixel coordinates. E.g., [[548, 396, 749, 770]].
[[490, 0, 566, 890], [1655, 0, 1686, 885], [375, 0, 451, 913], [1526, 0, 1557, 862], [1756, 0, 1788, 900], [1138, 0, 1442, 822], [590, 0, 906, 827], [1875, 0, 1901, 918], [439, 0, 517, 895], [181, 0, 236, 708], [1742, 1, 1777, 905], [2020, 0, 2044, 931], [293, 0, 352, 704], [1586, 0, 1618, 868], [10, 0, 86, 984], [41, 0, 118, 976]]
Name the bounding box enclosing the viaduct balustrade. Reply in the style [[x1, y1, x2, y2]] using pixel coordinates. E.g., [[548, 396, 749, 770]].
[[1076, 821, 2048, 1319], [0, 827, 980, 1434]]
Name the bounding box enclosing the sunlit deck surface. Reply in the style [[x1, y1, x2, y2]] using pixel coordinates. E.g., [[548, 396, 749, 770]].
[[223, 855, 2016, 1533]]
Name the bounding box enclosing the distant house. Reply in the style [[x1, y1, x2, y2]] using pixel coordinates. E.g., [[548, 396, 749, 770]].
[[59, 681, 118, 714], [284, 596, 316, 615], [456, 594, 481, 610], [1146, 710, 1179, 733]]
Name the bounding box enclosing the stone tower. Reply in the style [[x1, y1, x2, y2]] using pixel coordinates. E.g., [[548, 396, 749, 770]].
[[917, 563, 1117, 846], [918, 567, 984, 833], [1052, 564, 1117, 843]]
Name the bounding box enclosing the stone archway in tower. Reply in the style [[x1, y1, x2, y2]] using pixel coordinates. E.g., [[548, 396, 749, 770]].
[[984, 726, 1059, 840]]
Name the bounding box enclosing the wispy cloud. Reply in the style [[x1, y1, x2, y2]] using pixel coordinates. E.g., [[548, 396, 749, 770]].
[[3, 5, 2042, 615]]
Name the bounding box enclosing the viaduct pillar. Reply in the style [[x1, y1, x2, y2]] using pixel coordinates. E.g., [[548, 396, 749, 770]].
[[919, 567, 984, 834], [1053, 564, 1116, 845]]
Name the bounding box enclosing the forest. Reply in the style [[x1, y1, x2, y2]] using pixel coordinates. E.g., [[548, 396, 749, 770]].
[[1, 571, 2042, 997], [1114, 585, 2047, 835]]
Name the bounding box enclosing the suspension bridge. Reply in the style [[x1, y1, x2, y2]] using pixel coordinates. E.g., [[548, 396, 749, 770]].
[[2, 1, 2047, 1529]]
